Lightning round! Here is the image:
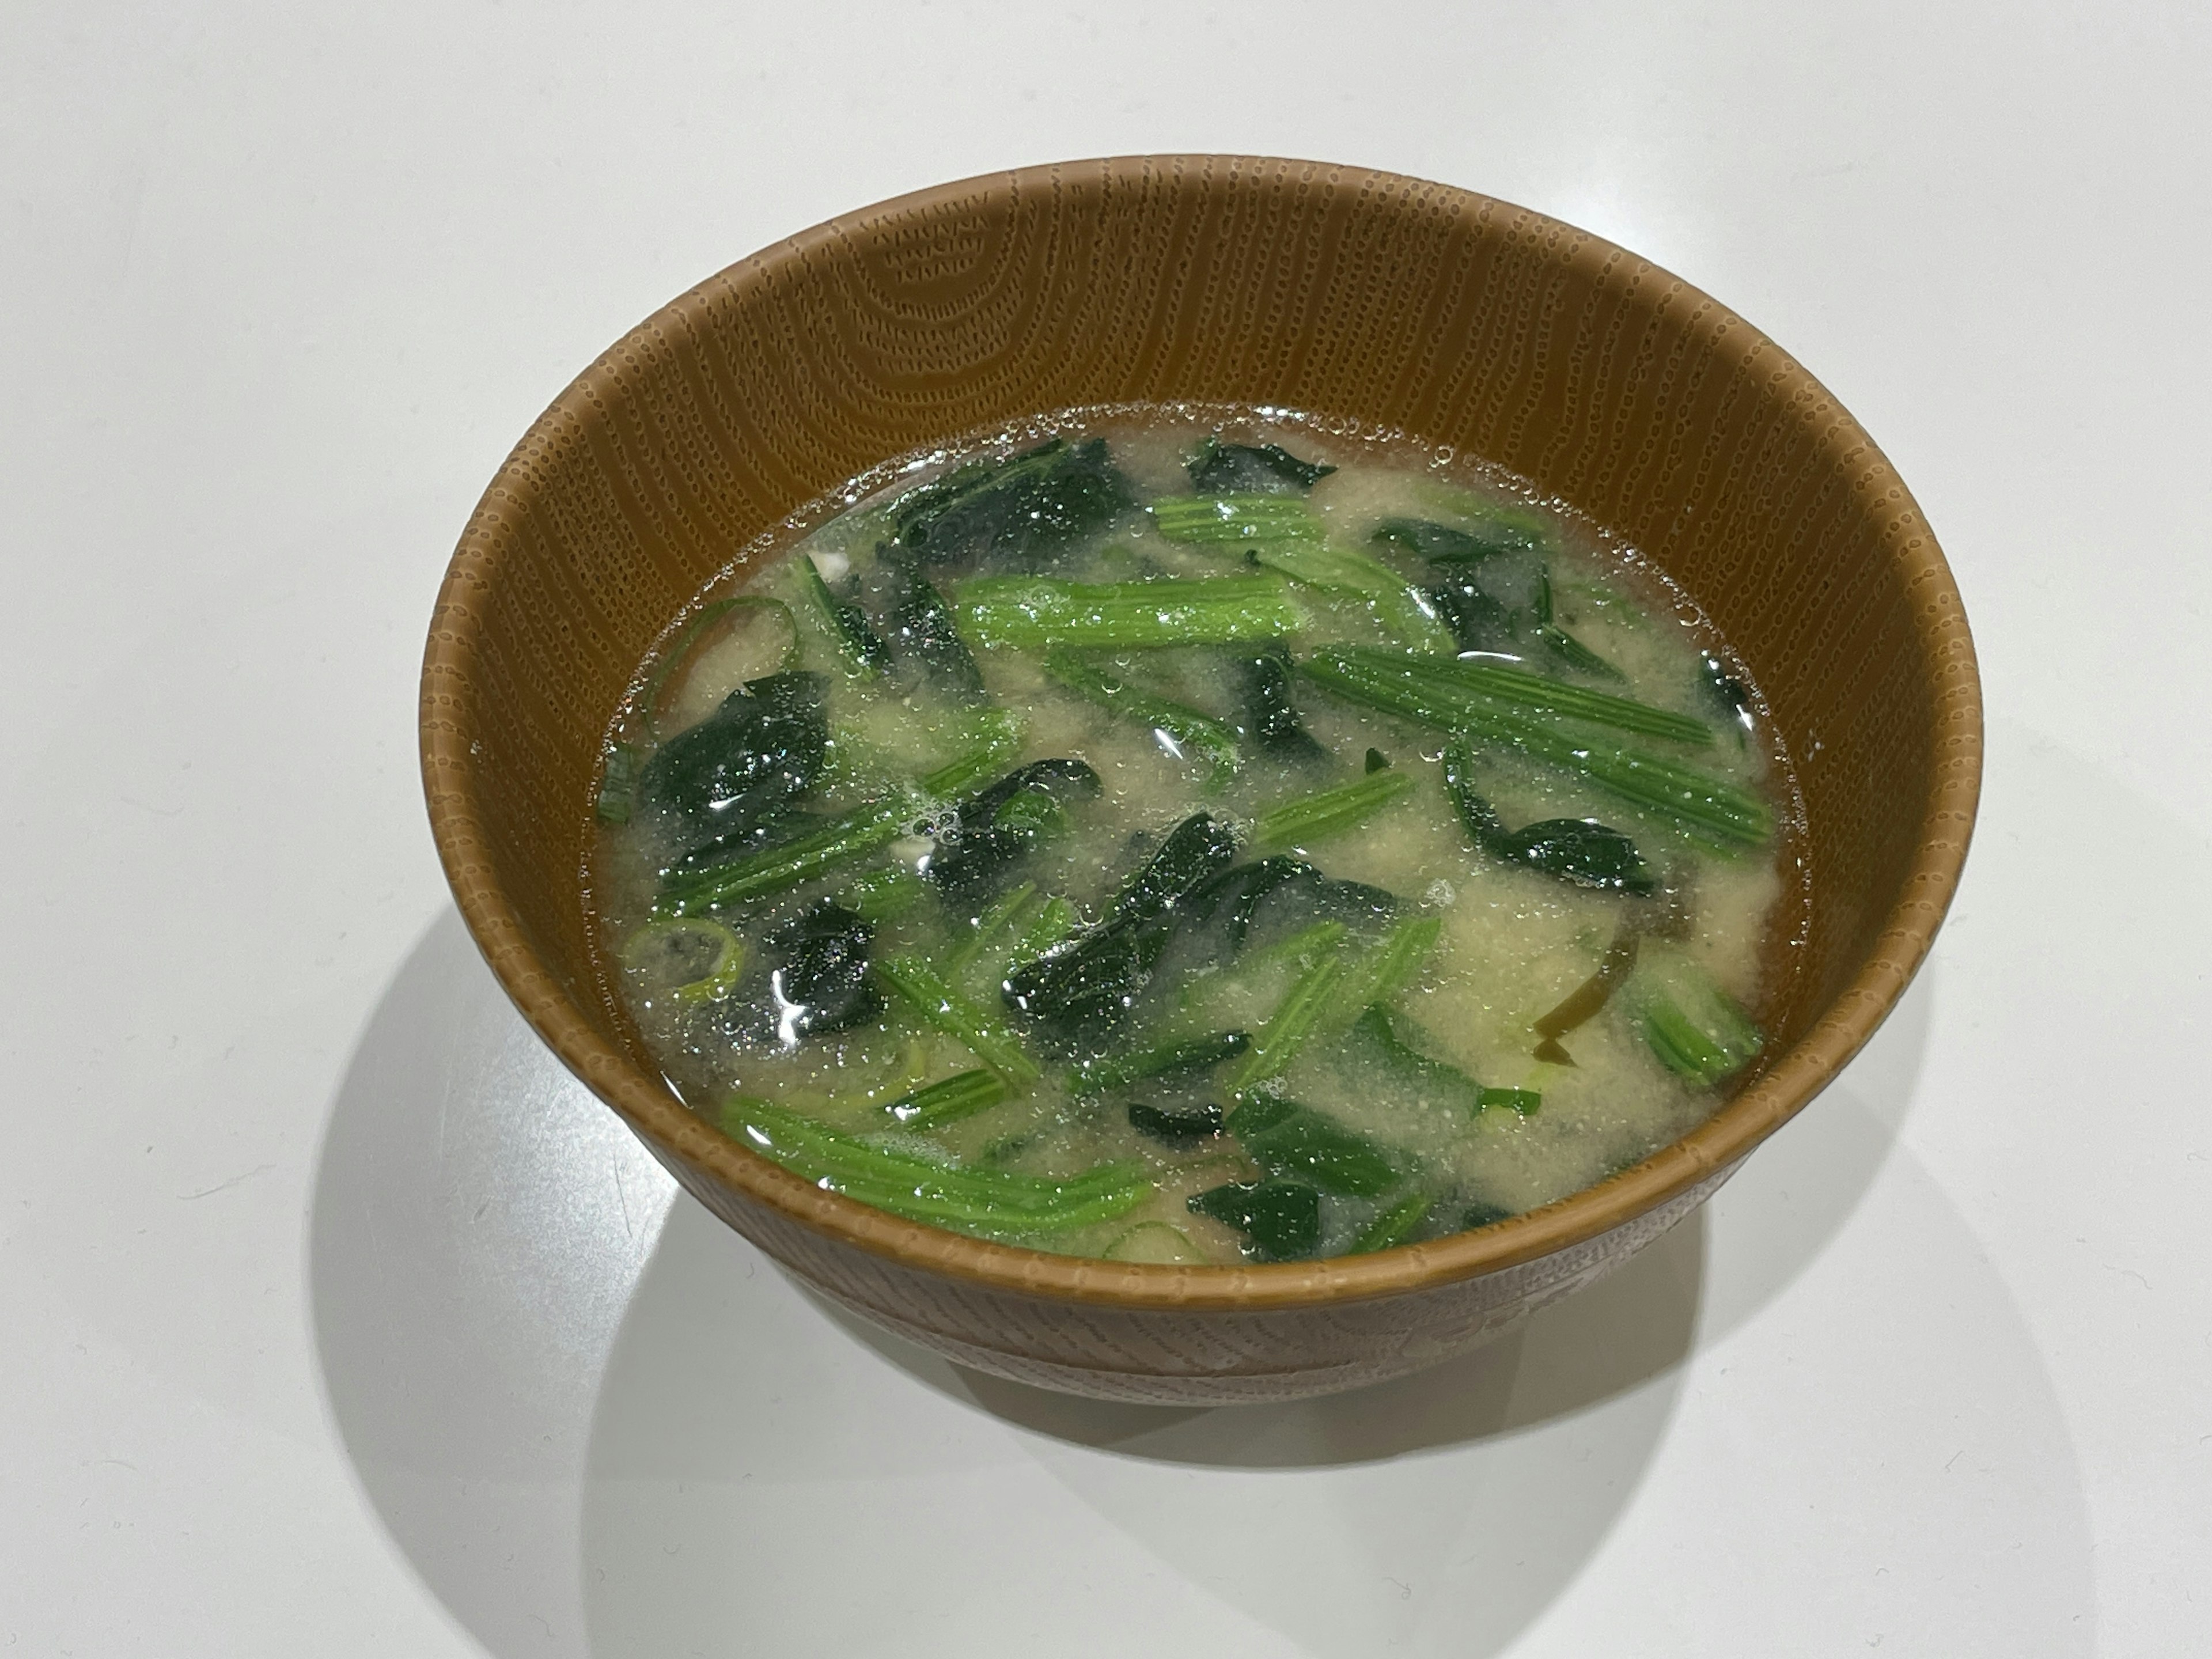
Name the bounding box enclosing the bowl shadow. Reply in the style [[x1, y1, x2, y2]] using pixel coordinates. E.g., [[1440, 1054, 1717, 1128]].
[[308, 909, 1935, 1657]]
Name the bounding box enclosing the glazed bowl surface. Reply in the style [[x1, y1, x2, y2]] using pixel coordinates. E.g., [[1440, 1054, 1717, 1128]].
[[421, 156, 1980, 1403]]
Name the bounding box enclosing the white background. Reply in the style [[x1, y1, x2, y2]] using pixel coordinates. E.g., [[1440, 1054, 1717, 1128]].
[[4, 3, 2207, 1653]]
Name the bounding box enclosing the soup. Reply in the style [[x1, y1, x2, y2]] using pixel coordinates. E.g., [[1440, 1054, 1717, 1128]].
[[589, 410, 1793, 1265]]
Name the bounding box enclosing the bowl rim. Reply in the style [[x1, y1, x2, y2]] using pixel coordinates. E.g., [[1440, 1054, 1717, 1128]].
[[421, 154, 1983, 1313]]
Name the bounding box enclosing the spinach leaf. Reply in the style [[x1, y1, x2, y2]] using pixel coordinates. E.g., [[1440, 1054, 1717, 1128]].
[[1187, 1179, 1322, 1261], [925, 759, 1103, 903], [884, 555, 984, 690], [888, 437, 1137, 569], [1002, 813, 1236, 1052], [1237, 648, 1324, 760], [1185, 436, 1336, 496], [1225, 1093, 1401, 1197], [1127, 1099, 1225, 1147], [1443, 749, 1655, 895], [1335, 1006, 1485, 1116], [763, 900, 882, 1037], [640, 671, 827, 839]]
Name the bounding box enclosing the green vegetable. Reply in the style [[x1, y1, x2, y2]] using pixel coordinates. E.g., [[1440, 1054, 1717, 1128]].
[[1042, 649, 1242, 782], [1071, 1030, 1252, 1097], [1445, 743, 1656, 895], [1187, 1179, 1321, 1261], [886, 558, 984, 689], [1479, 1087, 1542, 1115], [655, 795, 915, 916], [1225, 1093, 1400, 1197], [1252, 770, 1415, 851], [1335, 1005, 1484, 1115], [1412, 657, 1710, 745], [1399, 485, 1560, 556], [1460, 1199, 1515, 1230], [1228, 941, 1349, 1090], [763, 900, 882, 1036], [885, 1068, 1010, 1131], [643, 597, 804, 733], [1185, 436, 1336, 495], [596, 741, 641, 825], [1625, 951, 1764, 1086], [1349, 1191, 1433, 1254], [640, 669, 828, 838], [876, 955, 1042, 1086], [1003, 895, 1078, 975], [925, 759, 1102, 903], [1238, 649, 1324, 760], [1244, 537, 1456, 654], [1125, 1099, 1226, 1146], [1150, 494, 1321, 544], [1332, 914, 1442, 1020], [887, 437, 1137, 567], [957, 574, 1310, 650], [946, 882, 1037, 975], [619, 917, 746, 1006], [725, 1099, 1150, 1233], [1300, 647, 1772, 847], [1003, 815, 1238, 1052], [797, 554, 891, 677], [918, 707, 1025, 797], [839, 865, 927, 922]]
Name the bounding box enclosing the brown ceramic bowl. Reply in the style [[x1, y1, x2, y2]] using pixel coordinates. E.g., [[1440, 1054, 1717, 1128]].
[[421, 156, 1980, 1403]]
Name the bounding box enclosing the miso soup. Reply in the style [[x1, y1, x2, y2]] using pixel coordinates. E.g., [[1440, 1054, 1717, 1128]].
[[589, 410, 1796, 1266]]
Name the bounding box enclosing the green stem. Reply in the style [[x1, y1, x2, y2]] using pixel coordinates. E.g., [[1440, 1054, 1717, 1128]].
[[654, 797, 914, 915], [1229, 944, 1350, 1091], [1150, 494, 1320, 543], [956, 575, 1310, 650], [1411, 655, 1710, 744], [1252, 770, 1415, 850], [877, 955, 1043, 1086], [884, 1068, 1010, 1131], [1042, 650, 1241, 781], [1300, 647, 1770, 847], [1331, 914, 1442, 1027], [1069, 1029, 1252, 1097], [1349, 1191, 1433, 1254]]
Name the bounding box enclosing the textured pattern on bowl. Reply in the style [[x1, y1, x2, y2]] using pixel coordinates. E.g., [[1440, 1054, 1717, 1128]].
[[421, 157, 1980, 1402]]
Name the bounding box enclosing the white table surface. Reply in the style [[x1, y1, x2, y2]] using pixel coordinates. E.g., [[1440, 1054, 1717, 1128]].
[[5, 4, 2206, 1653]]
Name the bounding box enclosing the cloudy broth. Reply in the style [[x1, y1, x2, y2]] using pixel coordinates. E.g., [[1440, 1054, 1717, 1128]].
[[589, 408, 1795, 1266]]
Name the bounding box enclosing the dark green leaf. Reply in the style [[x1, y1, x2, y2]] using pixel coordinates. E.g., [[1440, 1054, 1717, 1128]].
[[763, 901, 881, 1037], [1126, 1099, 1225, 1146], [1185, 437, 1336, 496], [889, 437, 1138, 568], [1226, 1093, 1401, 1197], [640, 671, 827, 836], [1237, 649, 1324, 760], [1187, 1179, 1322, 1261]]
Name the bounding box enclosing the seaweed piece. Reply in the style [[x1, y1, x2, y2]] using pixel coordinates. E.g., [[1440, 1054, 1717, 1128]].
[[1187, 1179, 1322, 1261], [1444, 747, 1657, 896], [884, 555, 984, 690], [1185, 436, 1336, 496], [1126, 1099, 1226, 1147], [639, 671, 828, 838], [1238, 649, 1324, 760], [1700, 649, 1754, 724], [763, 900, 882, 1039], [1365, 748, 1391, 774], [888, 437, 1137, 568], [1460, 1199, 1514, 1230], [1373, 514, 1546, 563], [1225, 1093, 1400, 1197], [925, 759, 1102, 903], [1531, 927, 1642, 1065]]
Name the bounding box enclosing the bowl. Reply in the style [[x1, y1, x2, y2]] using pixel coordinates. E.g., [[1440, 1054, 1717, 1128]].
[[421, 156, 1980, 1403]]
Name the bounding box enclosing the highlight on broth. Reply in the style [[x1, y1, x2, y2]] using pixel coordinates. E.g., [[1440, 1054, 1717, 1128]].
[[590, 410, 1793, 1266]]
